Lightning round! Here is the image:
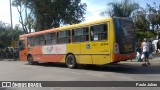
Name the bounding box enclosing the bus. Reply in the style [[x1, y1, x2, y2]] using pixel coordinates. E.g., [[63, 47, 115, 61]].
[[18, 17, 136, 69]]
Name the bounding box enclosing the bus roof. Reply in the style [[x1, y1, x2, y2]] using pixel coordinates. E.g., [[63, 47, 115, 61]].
[[20, 17, 114, 37]]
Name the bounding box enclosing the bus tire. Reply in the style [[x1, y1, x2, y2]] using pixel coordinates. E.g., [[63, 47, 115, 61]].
[[65, 54, 77, 69], [27, 55, 38, 65]]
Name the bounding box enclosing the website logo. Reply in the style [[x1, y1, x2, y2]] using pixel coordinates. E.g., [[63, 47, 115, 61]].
[[2, 82, 12, 87]]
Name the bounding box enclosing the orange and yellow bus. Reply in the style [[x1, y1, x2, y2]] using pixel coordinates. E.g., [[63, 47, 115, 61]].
[[18, 17, 136, 69]]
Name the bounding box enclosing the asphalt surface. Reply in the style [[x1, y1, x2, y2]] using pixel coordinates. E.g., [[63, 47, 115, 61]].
[[0, 54, 160, 90]]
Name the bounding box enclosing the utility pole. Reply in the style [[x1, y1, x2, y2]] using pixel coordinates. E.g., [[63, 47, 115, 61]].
[[9, 0, 14, 47]]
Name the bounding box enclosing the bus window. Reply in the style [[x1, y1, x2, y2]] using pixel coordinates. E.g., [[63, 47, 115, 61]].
[[39, 35, 45, 45], [45, 33, 56, 45], [33, 35, 45, 46], [58, 30, 71, 44], [90, 23, 108, 41], [72, 27, 89, 42], [34, 36, 39, 46], [51, 33, 57, 44], [28, 37, 35, 46], [45, 34, 51, 45]]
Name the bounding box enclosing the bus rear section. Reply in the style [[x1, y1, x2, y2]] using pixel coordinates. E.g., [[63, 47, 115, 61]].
[[112, 18, 136, 63]]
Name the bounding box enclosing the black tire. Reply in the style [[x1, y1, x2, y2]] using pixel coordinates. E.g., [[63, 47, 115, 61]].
[[66, 54, 77, 69], [27, 55, 38, 65]]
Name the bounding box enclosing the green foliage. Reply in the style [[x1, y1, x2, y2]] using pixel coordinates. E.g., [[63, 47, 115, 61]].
[[101, 0, 160, 40], [134, 11, 150, 31], [133, 2, 160, 40], [12, 0, 87, 32], [0, 22, 24, 48], [146, 3, 160, 31], [136, 30, 155, 40], [101, 0, 139, 17]]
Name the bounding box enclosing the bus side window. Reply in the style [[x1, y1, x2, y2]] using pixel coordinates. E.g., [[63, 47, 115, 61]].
[[90, 23, 108, 41], [35, 36, 40, 46], [72, 28, 82, 42], [65, 30, 71, 43], [81, 27, 89, 42], [72, 27, 89, 43], [45, 33, 57, 45], [45, 34, 51, 45], [39, 35, 45, 45], [51, 33, 57, 44], [58, 30, 71, 44], [90, 27, 94, 41], [28, 37, 35, 46]]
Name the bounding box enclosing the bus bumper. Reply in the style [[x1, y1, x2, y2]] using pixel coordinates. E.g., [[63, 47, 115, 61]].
[[113, 52, 136, 62]]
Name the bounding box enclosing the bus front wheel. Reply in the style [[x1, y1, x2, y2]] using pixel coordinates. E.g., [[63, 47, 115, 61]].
[[66, 54, 78, 69], [27, 55, 37, 65]]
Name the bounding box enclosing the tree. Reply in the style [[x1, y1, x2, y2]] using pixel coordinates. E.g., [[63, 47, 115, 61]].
[[12, 0, 86, 32], [101, 0, 139, 17], [132, 6, 157, 40], [134, 10, 149, 31], [0, 22, 11, 48], [0, 21, 24, 48], [146, 2, 160, 31], [12, 0, 35, 33]]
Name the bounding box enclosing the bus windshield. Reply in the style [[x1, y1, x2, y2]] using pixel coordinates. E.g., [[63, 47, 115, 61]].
[[113, 18, 136, 54]]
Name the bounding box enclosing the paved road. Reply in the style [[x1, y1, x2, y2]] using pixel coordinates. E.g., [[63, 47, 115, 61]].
[[0, 54, 160, 90]]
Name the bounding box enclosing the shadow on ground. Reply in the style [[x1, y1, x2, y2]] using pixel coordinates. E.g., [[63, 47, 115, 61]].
[[0, 88, 11, 90], [24, 60, 160, 74]]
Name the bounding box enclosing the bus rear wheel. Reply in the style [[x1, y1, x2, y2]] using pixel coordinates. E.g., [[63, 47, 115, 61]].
[[27, 55, 37, 65], [66, 54, 78, 69]]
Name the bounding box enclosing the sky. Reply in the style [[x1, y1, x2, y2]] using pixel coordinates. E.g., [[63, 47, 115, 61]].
[[0, 0, 160, 27]]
